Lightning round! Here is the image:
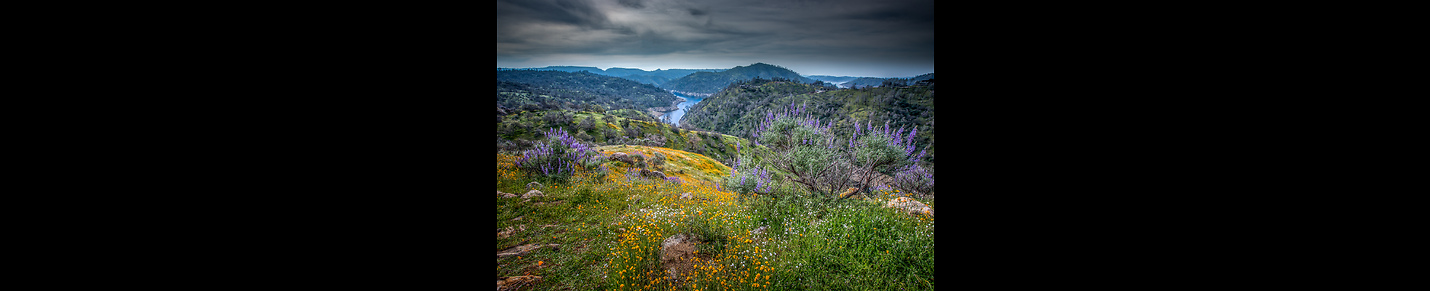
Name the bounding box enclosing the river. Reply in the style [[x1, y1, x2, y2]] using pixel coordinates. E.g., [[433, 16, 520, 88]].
[[660, 92, 703, 125]]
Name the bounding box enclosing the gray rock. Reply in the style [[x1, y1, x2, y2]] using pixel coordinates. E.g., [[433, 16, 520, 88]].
[[526, 181, 542, 190], [640, 169, 666, 179], [521, 190, 544, 198]]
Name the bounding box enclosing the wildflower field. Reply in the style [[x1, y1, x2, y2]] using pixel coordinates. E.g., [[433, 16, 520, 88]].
[[497, 146, 936, 290]]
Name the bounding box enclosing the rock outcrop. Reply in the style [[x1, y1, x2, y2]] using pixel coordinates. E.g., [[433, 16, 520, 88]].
[[640, 169, 666, 179], [885, 197, 933, 217]]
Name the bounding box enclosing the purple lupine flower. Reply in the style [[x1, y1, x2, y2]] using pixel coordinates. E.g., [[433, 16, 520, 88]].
[[894, 126, 905, 145], [906, 127, 917, 146]]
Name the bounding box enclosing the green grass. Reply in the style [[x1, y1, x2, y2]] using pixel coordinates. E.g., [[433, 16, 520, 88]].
[[496, 152, 935, 290]]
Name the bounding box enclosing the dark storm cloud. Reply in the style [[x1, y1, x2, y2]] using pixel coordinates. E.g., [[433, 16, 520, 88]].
[[617, 0, 644, 9], [497, 0, 935, 77]]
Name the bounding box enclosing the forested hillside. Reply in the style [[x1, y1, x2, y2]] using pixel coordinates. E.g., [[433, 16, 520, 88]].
[[496, 70, 678, 112], [662, 63, 816, 95], [682, 77, 936, 166]]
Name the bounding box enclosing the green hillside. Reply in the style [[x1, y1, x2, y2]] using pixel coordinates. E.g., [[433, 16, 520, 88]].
[[496, 70, 678, 112], [662, 63, 815, 95]]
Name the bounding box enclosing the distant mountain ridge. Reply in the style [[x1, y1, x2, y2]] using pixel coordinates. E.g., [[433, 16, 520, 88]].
[[843, 73, 936, 89], [805, 75, 861, 83], [498, 66, 725, 86]]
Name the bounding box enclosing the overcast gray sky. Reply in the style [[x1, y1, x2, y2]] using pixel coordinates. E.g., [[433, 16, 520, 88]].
[[496, 0, 934, 78]]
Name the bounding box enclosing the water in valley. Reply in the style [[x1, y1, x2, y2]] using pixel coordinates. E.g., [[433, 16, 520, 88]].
[[661, 92, 703, 125]]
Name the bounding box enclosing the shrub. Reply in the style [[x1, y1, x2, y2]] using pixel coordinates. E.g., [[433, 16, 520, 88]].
[[514, 127, 603, 182], [729, 101, 930, 199], [723, 140, 779, 195]]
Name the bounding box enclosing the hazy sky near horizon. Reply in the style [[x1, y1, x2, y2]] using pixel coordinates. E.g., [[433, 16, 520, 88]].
[[497, 0, 934, 78]]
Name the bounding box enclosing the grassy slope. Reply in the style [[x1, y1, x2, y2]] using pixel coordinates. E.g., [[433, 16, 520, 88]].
[[496, 148, 936, 290]]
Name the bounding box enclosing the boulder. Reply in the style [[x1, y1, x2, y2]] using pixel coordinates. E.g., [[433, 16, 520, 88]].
[[526, 181, 542, 190], [640, 169, 666, 179], [521, 190, 544, 199], [885, 197, 933, 217], [609, 152, 629, 162], [660, 233, 701, 283], [678, 192, 693, 200]]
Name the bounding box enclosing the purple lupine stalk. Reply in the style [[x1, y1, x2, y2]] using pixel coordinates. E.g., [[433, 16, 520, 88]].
[[906, 127, 917, 146], [894, 126, 905, 145], [849, 129, 858, 148]]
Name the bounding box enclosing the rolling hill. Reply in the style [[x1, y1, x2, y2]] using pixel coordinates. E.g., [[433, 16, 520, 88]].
[[661, 63, 816, 95], [496, 69, 678, 112]]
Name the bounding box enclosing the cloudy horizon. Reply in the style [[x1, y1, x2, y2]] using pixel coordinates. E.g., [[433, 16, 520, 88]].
[[497, 0, 934, 78]]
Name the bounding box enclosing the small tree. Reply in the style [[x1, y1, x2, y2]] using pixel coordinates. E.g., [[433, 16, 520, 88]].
[[578, 116, 596, 131]]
